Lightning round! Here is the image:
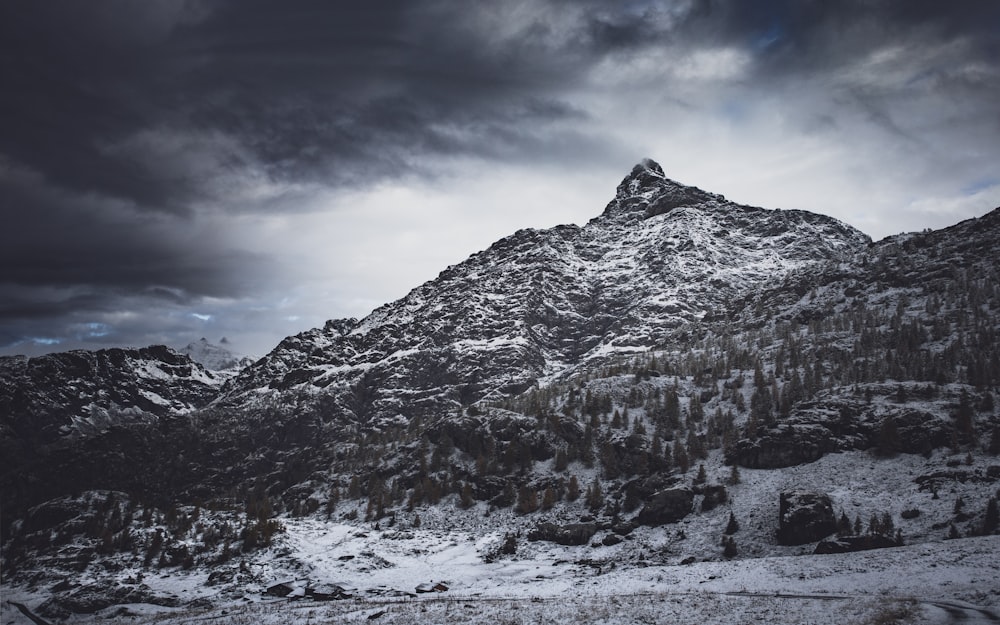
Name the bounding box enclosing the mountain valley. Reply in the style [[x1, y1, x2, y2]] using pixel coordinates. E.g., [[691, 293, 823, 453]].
[[2, 160, 999, 624]]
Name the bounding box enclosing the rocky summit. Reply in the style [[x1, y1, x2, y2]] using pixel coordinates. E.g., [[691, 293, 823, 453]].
[[2, 160, 999, 621]]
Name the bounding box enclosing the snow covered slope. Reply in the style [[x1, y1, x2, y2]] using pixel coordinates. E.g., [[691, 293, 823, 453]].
[[2, 160, 998, 622], [218, 160, 870, 425]]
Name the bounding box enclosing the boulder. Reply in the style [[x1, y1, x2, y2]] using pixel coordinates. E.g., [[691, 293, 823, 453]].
[[814, 535, 900, 554], [527, 522, 597, 546], [636, 488, 694, 526], [776, 491, 836, 545]]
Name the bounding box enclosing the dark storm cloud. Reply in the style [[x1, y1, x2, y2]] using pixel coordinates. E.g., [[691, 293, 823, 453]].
[[2, 0, 997, 354]]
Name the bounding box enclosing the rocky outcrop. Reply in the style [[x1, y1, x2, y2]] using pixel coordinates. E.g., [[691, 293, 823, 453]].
[[776, 491, 837, 546], [636, 488, 694, 526], [527, 522, 597, 546], [814, 535, 901, 554], [727, 401, 954, 469]]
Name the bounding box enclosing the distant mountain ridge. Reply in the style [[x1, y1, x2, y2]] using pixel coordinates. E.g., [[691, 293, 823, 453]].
[[180, 337, 254, 372]]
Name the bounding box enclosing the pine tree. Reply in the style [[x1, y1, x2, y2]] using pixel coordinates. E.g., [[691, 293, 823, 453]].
[[567, 475, 581, 502], [837, 512, 852, 536], [693, 464, 707, 485], [983, 497, 999, 535], [988, 426, 1000, 455], [516, 487, 538, 514], [724, 512, 739, 535], [673, 438, 690, 473], [541, 487, 557, 511], [953, 390, 975, 446], [554, 449, 569, 472], [459, 482, 475, 509], [723, 536, 738, 558], [727, 464, 741, 485], [586, 478, 604, 513]]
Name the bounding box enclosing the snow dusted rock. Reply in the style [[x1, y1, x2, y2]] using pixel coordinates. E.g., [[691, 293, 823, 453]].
[[776, 491, 837, 546], [891, 410, 952, 455], [636, 488, 695, 526], [814, 534, 901, 555], [528, 522, 598, 546], [726, 401, 954, 469]]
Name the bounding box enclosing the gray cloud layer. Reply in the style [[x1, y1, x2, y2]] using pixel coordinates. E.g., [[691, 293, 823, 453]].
[[2, 0, 998, 355]]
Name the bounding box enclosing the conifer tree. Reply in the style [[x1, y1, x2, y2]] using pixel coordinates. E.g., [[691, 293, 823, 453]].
[[567, 475, 581, 502], [983, 497, 999, 535], [728, 464, 741, 485], [516, 487, 538, 514], [673, 438, 690, 473], [724, 511, 739, 535], [586, 478, 604, 513], [459, 482, 475, 509], [693, 464, 707, 485], [723, 536, 738, 558], [541, 487, 557, 511]]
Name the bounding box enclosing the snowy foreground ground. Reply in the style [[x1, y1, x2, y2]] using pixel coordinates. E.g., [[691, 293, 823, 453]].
[[3, 527, 998, 625]]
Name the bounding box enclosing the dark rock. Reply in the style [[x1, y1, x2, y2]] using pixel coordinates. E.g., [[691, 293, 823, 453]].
[[527, 522, 597, 546], [728, 424, 837, 469], [987, 466, 1000, 479], [776, 491, 837, 546], [636, 488, 694, 526], [893, 411, 951, 454], [814, 535, 901, 554], [602, 534, 623, 546]]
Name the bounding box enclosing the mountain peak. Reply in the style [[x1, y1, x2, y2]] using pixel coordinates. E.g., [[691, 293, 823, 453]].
[[617, 158, 667, 199], [602, 158, 724, 221], [636, 157, 664, 177]]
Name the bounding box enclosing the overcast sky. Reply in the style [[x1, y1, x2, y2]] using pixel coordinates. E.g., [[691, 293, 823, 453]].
[[2, 1, 999, 358]]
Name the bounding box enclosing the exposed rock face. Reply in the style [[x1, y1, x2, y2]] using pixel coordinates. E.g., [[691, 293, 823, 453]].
[[726, 401, 953, 469], [0, 347, 222, 516], [813, 535, 901, 555], [527, 522, 598, 545], [892, 410, 952, 455], [776, 491, 837, 546], [728, 424, 835, 469], [636, 488, 694, 526]]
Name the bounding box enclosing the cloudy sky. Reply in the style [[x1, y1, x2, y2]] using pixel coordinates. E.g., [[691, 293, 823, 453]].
[[2, 1, 999, 358]]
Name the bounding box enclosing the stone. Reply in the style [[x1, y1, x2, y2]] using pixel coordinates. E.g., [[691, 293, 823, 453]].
[[527, 522, 597, 546], [814, 535, 900, 554], [776, 491, 836, 546], [636, 488, 694, 526]]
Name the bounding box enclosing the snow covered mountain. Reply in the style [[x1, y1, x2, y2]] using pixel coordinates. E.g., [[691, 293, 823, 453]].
[[218, 159, 869, 423], [0, 346, 222, 515], [180, 337, 254, 372], [2, 160, 998, 623]]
